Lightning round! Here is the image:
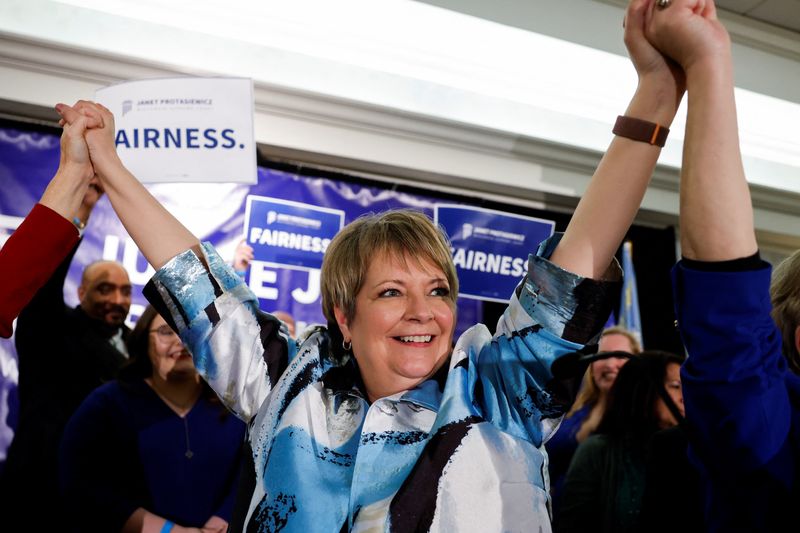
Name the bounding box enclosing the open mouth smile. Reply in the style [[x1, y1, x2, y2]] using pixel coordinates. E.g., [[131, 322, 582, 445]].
[[396, 335, 433, 343]]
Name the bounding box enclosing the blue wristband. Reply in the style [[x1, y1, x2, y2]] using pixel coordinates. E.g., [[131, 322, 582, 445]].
[[160, 520, 175, 533], [72, 217, 86, 236]]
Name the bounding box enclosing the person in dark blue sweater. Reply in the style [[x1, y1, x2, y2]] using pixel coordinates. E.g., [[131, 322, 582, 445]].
[[648, 1, 800, 531], [59, 305, 246, 533]]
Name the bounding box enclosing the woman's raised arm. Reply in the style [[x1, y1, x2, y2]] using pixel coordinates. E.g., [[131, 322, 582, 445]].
[[550, 0, 685, 279], [56, 101, 200, 270], [646, 0, 757, 260]]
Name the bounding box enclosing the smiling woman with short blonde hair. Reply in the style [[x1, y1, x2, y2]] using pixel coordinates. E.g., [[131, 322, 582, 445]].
[[321, 209, 458, 326], [55, 2, 685, 528]]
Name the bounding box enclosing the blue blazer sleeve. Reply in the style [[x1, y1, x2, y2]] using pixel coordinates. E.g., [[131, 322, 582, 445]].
[[672, 261, 795, 476]]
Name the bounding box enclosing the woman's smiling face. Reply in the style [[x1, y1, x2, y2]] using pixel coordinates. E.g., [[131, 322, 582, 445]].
[[335, 251, 455, 402], [592, 332, 635, 393], [148, 314, 195, 380]]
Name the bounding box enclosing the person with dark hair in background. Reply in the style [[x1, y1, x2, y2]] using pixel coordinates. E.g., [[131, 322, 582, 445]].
[[555, 350, 686, 533], [0, 109, 99, 478], [59, 305, 245, 533], [636, 412, 704, 533], [546, 326, 642, 517], [0, 115, 135, 529]]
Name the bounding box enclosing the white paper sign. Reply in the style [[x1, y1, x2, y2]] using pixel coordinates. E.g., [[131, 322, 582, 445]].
[[95, 77, 256, 184]]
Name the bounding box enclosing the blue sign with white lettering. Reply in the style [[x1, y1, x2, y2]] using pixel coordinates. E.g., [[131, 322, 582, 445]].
[[435, 204, 555, 302], [244, 196, 344, 270]]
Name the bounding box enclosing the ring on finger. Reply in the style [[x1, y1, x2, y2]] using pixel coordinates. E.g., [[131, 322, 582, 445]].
[[656, 0, 671, 8]]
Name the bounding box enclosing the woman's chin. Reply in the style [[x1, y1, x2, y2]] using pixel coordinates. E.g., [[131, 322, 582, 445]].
[[166, 365, 198, 381], [395, 358, 446, 383]]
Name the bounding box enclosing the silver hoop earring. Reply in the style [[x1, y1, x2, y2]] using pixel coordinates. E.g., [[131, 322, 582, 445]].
[[342, 339, 352, 352]]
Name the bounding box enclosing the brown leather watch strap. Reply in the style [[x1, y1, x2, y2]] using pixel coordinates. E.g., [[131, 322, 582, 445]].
[[612, 115, 669, 147]]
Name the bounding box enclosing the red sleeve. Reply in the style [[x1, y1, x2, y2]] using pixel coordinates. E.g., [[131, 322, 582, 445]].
[[0, 203, 79, 338]]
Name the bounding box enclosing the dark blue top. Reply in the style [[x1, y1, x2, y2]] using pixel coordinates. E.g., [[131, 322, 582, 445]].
[[59, 379, 246, 532], [671, 261, 800, 532], [546, 403, 591, 513]]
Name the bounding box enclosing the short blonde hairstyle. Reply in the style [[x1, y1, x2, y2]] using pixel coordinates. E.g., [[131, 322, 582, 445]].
[[566, 325, 642, 417], [597, 325, 642, 354], [320, 209, 459, 325], [771, 249, 800, 373]]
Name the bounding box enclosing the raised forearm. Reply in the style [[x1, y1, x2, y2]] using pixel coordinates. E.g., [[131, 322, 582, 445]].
[[679, 58, 757, 260], [91, 150, 200, 270], [552, 79, 680, 279], [551, 0, 685, 279], [38, 165, 90, 223]]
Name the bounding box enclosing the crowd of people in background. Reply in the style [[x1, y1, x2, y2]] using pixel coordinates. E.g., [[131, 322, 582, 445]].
[[555, 349, 687, 532], [546, 325, 642, 518], [0, 0, 799, 532]]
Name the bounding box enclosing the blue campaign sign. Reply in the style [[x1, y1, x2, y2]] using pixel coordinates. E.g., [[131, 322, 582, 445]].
[[244, 196, 345, 271], [435, 204, 555, 302]]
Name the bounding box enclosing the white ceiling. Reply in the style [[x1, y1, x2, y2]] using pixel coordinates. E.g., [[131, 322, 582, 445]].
[[416, 0, 800, 40], [717, 0, 800, 34], [413, 0, 800, 110]]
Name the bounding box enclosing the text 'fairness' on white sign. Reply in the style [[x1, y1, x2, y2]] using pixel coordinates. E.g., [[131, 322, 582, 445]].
[[96, 77, 256, 184]]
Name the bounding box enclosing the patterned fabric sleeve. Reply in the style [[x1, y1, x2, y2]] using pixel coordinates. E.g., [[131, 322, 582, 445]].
[[144, 242, 295, 422], [473, 233, 621, 446], [516, 233, 622, 345]]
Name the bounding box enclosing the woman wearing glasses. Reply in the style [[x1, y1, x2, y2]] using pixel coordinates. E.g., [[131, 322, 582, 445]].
[[59, 305, 246, 533]]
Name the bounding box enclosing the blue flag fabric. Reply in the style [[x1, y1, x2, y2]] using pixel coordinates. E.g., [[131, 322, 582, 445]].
[[603, 309, 616, 331], [618, 240, 643, 346]]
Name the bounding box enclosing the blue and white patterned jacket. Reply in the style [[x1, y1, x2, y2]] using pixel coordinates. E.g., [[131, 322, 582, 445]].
[[144, 234, 619, 532]]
